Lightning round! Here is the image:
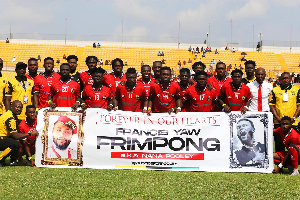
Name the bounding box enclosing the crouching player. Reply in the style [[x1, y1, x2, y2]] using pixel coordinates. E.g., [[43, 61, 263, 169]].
[[273, 116, 300, 176], [17, 105, 38, 167]]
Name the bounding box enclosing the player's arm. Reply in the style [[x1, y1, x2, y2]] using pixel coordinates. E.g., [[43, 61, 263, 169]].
[[292, 89, 300, 124], [241, 100, 251, 114], [147, 87, 154, 116], [4, 81, 13, 111], [112, 97, 118, 111], [173, 95, 182, 114], [269, 90, 280, 122], [71, 84, 81, 110], [20, 140, 35, 167], [218, 93, 231, 113], [48, 85, 56, 109]]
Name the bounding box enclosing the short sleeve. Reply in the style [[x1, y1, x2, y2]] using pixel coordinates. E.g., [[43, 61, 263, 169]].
[[75, 83, 80, 98], [246, 87, 251, 101], [296, 89, 300, 104], [5, 117, 17, 133], [5, 81, 13, 96], [269, 90, 276, 105], [33, 80, 40, 93]]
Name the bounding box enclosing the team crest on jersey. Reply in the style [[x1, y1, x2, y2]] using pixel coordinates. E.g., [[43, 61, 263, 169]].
[[102, 96, 107, 100], [242, 96, 245, 100], [157, 94, 160, 97], [57, 89, 59, 92], [171, 94, 174, 98], [228, 96, 231, 98], [3, 80, 5, 83], [121, 95, 125, 98], [71, 89, 74, 93], [28, 82, 32, 86], [41, 85, 44, 88], [136, 95, 140, 99], [291, 91, 295, 95], [207, 96, 211, 101], [193, 97, 196, 101]]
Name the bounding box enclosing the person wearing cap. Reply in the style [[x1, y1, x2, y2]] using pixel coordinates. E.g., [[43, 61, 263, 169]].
[[5, 62, 35, 120], [48, 116, 77, 159]]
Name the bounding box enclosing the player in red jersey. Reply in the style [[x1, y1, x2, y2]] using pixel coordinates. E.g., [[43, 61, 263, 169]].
[[152, 61, 162, 81], [82, 67, 113, 110], [209, 62, 232, 95], [113, 68, 147, 112], [184, 71, 217, 112], [107, 58, 127, 91], [48, 63, 81, 109], [33, 57, 61, 109], [137, 65, 153, 98], [190, 61, 216, 89], [218, 69, 251, 114], [147, 67, 182, 115], [273, 116, 300, 176], [17, 105, 38, 167], [178, 68, 192, 112], [80, 56, 98, 89], [26, 58, 39, 81]]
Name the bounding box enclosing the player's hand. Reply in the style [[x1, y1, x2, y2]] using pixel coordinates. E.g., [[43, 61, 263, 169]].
[[119, 81, 125, 86], [81, 103, 87, 110], [168, 108, 175, 115], [72, 102, 80, 110], [188, 79, 194, 85], [272, 166, 281, 174], [30, 130, 39, 136], [107, 104, 113, 111], [175, 108, 181, 114], [147, 109, 152, 116], [223, 105, 231, 113], [113, 106, 118, 111], [207, 83, 213, 91], [276, 117, 282, 123], [31, 159, 36, 167], [241, 107, 247, 114], [49, 101, 56, 109]]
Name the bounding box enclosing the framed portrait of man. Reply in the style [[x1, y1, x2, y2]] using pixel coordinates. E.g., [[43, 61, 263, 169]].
[[229, 113, 270, 169], [41, 110, 84, 166]]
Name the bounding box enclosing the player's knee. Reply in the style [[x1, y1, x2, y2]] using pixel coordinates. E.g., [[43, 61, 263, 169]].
[[288, 144, 299, 153]]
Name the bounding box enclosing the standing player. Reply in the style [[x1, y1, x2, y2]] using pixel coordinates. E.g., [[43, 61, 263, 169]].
[[113, 68, 147, 112], [0, 58, 8, 115], [147, 67, 181, 115], [5, 62, 35, 120], [82, 67, 113, 110], [48, 63, 81, 109], [209, 62, 232, 95], [241, 60, 256, 84], [178, 68, 192, 112], [67, 55, 80, 85], [152, 61, 162, 80], [137, 65, 153, 98], [26, 58, 39, 81], [106, 58, 127, 92], [273, 116, 300, 176], [17, 105, 37, 167], [80, 56, 98, 89], [33, 57, 61, 109], [184, 71, 217, 112], [218, 69, 251, 114]]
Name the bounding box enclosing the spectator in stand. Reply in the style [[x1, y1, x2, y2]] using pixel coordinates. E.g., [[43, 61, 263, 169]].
[[196, 47, 199, 53], [242, 60, 256, 84], [93, 42, 96, 48], [158, 51, 161, 56], [152, 61, 162, 81], [184, 71, 217, 112], [37, 55, 41, 62], [188, 46, 192, 52], [0, 58, 8, 115], [26, 58, 39, 81], [81, 67, 113, 110], [272, 116, 300, 176], [241, 55, 247, 61], [12, 56, 16, 62], [188, 58, 192, 63], [141, 61, 144, 67], [105, 60, 108, 65], [108, 60, 111, 65], [202, 51, 206, 58], [201, 46, 203, 52], [215, 49, 219, 54], [147, 67, 181, 115], [5, 62, 35, 120], [218, 69, 251, 114], [225, 46, 228, 50], [56, 58, 60, 65], [125, 60, 128, 66], [17, 105, 38, 167], [0, 100, 39, 167], [194, 51, 198, 58], [247, 68, 272, 112], [99, 59, 103, 65], [232, 48, 236, 53], [227, 64, 232, 71], [97, 43, 101, 48], [63, 54, 67, 60], [183, 60, 186, 65], [234, 64, 237, 69], [6, 38, 9, 43], [270, 72, 300, 152], [67, 55, 80, 85], [161, 51, 164, 56], [33, 57, 60, 109], [48, 63, 81, 109], [113, 68, 147, 112]]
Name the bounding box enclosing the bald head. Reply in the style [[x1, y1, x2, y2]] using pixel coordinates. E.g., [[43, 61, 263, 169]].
[[255, 67, 266, 84], [11, 100, 23, 116]]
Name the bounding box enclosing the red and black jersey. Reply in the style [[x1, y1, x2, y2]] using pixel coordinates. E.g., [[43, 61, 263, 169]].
[[274, 128, 300, 149], [50, 79, 80, 107], [150, 82, 180, 113], [186, 86, 217, 112], [209, 76, 232, 96], [115, 83, 146, 112], [137, 77, 154, 98], [25, 74, 38, 82], [80, 71, 94, 88], [18, 118, 37, 146], [82, 85, 112, 108], [106, 73, 126, 92], [177, 83, 191, 112], [33, 72, 61, 108], [219, 83, 251, 111]]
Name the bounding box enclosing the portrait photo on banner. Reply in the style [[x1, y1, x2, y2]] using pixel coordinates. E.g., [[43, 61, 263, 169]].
[[41, 110, 84, 166], [229, 113, 269, 169]]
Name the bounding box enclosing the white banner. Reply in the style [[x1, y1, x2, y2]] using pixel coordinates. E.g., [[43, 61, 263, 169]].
[[36, 108, 274, 173]]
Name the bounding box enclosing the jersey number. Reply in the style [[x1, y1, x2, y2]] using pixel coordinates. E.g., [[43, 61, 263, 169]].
[[95, 94, 100, 100]]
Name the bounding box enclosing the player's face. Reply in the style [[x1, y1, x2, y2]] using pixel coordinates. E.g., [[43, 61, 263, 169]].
[[232, 73, 242, 86], [255, 69, 266, 84], [26, 108, 36, 120], [87, 58, 97, 72], [280, 74, 291, 87], [245, 64, 255, 77], [92, 72, 103, 84], [193, 65, 204, 73], [44, 59, 54, 72], [161, 70, 171, 83], [152, 63, 162, 76], [53, 122, 73, 150], [281, 120, 292, 134], [216, 64, 226, 77], [112, 61, 123, 73], [236, 120, 254, 145], [11, 101, 23, 116], [179, 72, 190, 84], [196, 75, 207, 88], [60, 65, 70, 78], [126, 73, 137, 87], [0, 59, 3, 71], [141, 66, 151, 80], [15, 67, 26, 77], [28, 60, 38, 73], [68, 58, 77, 72]]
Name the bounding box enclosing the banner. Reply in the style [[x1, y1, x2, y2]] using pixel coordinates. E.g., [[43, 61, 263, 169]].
[[35, 108, 274, 173]]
